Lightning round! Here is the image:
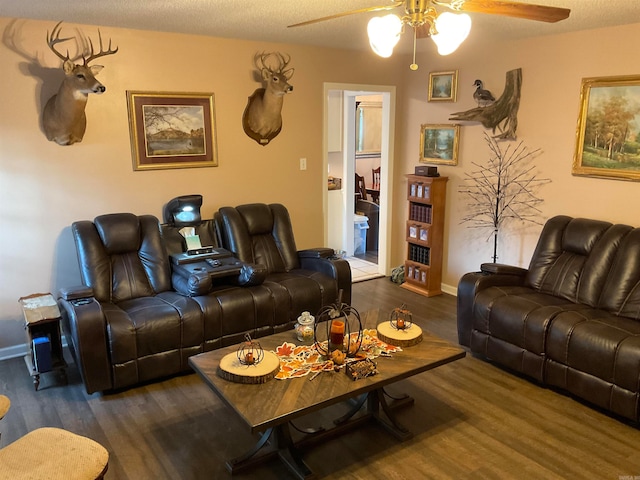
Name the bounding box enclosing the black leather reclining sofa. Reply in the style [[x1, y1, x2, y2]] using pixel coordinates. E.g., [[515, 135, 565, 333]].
[[458, 215, 640, 422], [58, 203, 351, 394]]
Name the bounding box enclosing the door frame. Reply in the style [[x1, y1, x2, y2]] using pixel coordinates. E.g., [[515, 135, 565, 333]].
[[323, 82, 396, 276]]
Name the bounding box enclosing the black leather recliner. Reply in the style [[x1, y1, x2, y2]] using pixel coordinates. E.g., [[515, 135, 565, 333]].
[[58, 213, 204, 393], [216, 203, 352, 311], [457, 215, 640, 422], [58, 205, 351, 394]]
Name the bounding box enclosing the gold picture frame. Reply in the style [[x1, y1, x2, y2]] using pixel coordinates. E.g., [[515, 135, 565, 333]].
[[428, 70, 458, 102], [127, 91, 218, 171], [420, 124, 460, 165], [572, 75, 640, 181]]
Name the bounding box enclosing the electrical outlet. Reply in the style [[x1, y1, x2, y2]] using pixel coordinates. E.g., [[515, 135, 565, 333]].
[[300, 158, 307, 170]]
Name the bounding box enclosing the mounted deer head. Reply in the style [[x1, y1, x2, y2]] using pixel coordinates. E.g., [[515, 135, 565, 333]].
[[42, 22, 118, 145], [242, 52, 294, 146]]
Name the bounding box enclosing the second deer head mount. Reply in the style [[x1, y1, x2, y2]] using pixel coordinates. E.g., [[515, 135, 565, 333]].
[[242, 52, 294, 146], [42, 22, 118, 146]]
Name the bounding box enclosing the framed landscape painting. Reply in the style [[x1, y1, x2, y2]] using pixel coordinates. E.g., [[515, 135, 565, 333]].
[[127, 91, 218, 171], [428, 70, 458, 102], [572, 75, 640, 181], [420, 124, 460, 165]]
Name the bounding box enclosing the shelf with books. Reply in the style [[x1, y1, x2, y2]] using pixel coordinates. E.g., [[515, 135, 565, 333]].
[[401, 175, 448, 297]]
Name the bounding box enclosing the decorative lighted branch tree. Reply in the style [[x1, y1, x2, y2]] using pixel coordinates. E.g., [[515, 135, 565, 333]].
[[458, 133, 550, 262]]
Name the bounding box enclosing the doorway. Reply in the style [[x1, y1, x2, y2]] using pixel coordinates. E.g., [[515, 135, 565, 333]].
[[323, 83, 396, 281]]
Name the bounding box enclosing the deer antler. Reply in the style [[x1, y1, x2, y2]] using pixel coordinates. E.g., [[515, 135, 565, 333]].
[[255, 52, 291, 73], [274, 52, 291, 74], [46, 21, 73, 62], [83, 29, 118, 65]]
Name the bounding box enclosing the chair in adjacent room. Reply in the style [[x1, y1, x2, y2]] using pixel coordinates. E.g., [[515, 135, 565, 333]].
[[355, 173, 367, 201], [372, 166, 380, 190]]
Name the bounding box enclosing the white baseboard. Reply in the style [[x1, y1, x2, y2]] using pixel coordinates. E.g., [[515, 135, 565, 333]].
[[0, 343, 28, 362], [0, 337, 68, 362], [441, 283, 457, 296]]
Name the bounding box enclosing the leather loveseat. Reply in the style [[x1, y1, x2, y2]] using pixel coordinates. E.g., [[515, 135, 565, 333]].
[[457, 215, 640, 422], [58, 203, 351, 394]]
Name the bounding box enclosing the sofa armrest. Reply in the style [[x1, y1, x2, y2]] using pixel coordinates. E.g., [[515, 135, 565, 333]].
[[58, 285, 94, 301], [299, 253, 352, 305], [171, 271, 213, 297], [298, 248, 334, 259], [480, 263, 528, 276], [456, 269, 528, 347], [57, 294, 112, 394], [231, 263, 268, 287]]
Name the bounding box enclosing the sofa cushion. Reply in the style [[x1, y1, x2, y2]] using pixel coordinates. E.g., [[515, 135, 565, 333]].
[[546, 309, 640, 391], [545, 308, 640, 419], [599, 227, 640, 319], [525, 217, 631, 307], [471, 285, 591, 380]]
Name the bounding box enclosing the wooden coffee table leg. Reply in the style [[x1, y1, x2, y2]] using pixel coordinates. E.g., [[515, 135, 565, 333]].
[[369, 389, 414, 441], [226, 424, 315, 479], [276, 424, 316, 480], [225, 427, 274, 473]]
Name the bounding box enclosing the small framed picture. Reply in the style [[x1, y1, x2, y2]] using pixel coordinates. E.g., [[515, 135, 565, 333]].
[[428, 70, 458, 102], [420, 124, 460, 165]]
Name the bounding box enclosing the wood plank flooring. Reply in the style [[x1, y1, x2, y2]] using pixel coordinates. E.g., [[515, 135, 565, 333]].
[[1, 277, 639, 479]]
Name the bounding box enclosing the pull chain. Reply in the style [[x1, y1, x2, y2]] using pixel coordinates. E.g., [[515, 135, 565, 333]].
[[410, 27, 418, 70]]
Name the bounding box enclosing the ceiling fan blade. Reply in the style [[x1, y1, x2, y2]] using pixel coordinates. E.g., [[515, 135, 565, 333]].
[[454, 0, 570, 23], [288, 2, 403, 28]]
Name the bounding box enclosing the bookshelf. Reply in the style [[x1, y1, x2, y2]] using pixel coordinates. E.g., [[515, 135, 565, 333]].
[[401, 174, 448, 297]]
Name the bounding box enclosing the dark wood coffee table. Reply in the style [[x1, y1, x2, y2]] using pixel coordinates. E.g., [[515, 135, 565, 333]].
[[189, 309, 465, 479]]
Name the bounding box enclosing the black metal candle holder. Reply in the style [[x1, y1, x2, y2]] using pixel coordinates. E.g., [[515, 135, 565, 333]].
[[389, 304, 413, 331], [237, 333, 264, 366], [314, 290, 363, 357]]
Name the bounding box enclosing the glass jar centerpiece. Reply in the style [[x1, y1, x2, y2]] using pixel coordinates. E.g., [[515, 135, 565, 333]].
[[295, 311, 315, 343]]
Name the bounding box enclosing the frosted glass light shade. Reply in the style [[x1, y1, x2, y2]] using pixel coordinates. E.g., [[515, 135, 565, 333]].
[[367, 14, 403, 58], [431, 12, 472, 55]]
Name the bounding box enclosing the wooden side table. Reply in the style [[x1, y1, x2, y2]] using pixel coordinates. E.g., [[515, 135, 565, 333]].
[[18, 293, 67, 391]]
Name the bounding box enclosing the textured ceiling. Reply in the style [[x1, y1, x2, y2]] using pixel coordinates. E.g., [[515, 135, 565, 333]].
[[1, 0, 639, 55]]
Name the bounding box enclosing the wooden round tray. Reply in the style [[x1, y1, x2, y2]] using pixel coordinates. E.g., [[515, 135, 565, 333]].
[[217, 350, 280, 384], [376, 322, 423, 347]]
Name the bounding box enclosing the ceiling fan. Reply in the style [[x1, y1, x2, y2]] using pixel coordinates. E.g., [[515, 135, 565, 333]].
[[288, 0, 571, 69]]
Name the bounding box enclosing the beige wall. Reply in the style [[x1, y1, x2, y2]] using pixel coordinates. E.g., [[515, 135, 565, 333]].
[[394, 22, 640, 295], [2, 16, 640, 352], [0, 17, 404, 350]]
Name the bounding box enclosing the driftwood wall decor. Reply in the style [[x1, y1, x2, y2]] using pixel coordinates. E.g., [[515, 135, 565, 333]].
[[450, 68, 522, 140]]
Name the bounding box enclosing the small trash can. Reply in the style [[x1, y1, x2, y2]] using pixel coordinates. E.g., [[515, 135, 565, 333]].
[[353, 214, 369, 255]]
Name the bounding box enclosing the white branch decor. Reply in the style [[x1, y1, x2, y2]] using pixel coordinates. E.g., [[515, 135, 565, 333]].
[[458, 133, 550, 262]]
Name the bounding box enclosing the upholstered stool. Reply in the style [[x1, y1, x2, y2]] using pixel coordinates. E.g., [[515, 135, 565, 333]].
[[0, 395, 9, 420], [0, 395, 9, 443], [0, 427, 108, 480]]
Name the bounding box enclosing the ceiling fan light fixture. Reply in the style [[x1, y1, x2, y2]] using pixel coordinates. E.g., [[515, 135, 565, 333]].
[[367, 14, 403, 58], [431, 12, 472, 55]]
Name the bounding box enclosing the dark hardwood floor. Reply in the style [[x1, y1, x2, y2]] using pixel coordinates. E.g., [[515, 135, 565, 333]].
[[1, 278, 639, 479]]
